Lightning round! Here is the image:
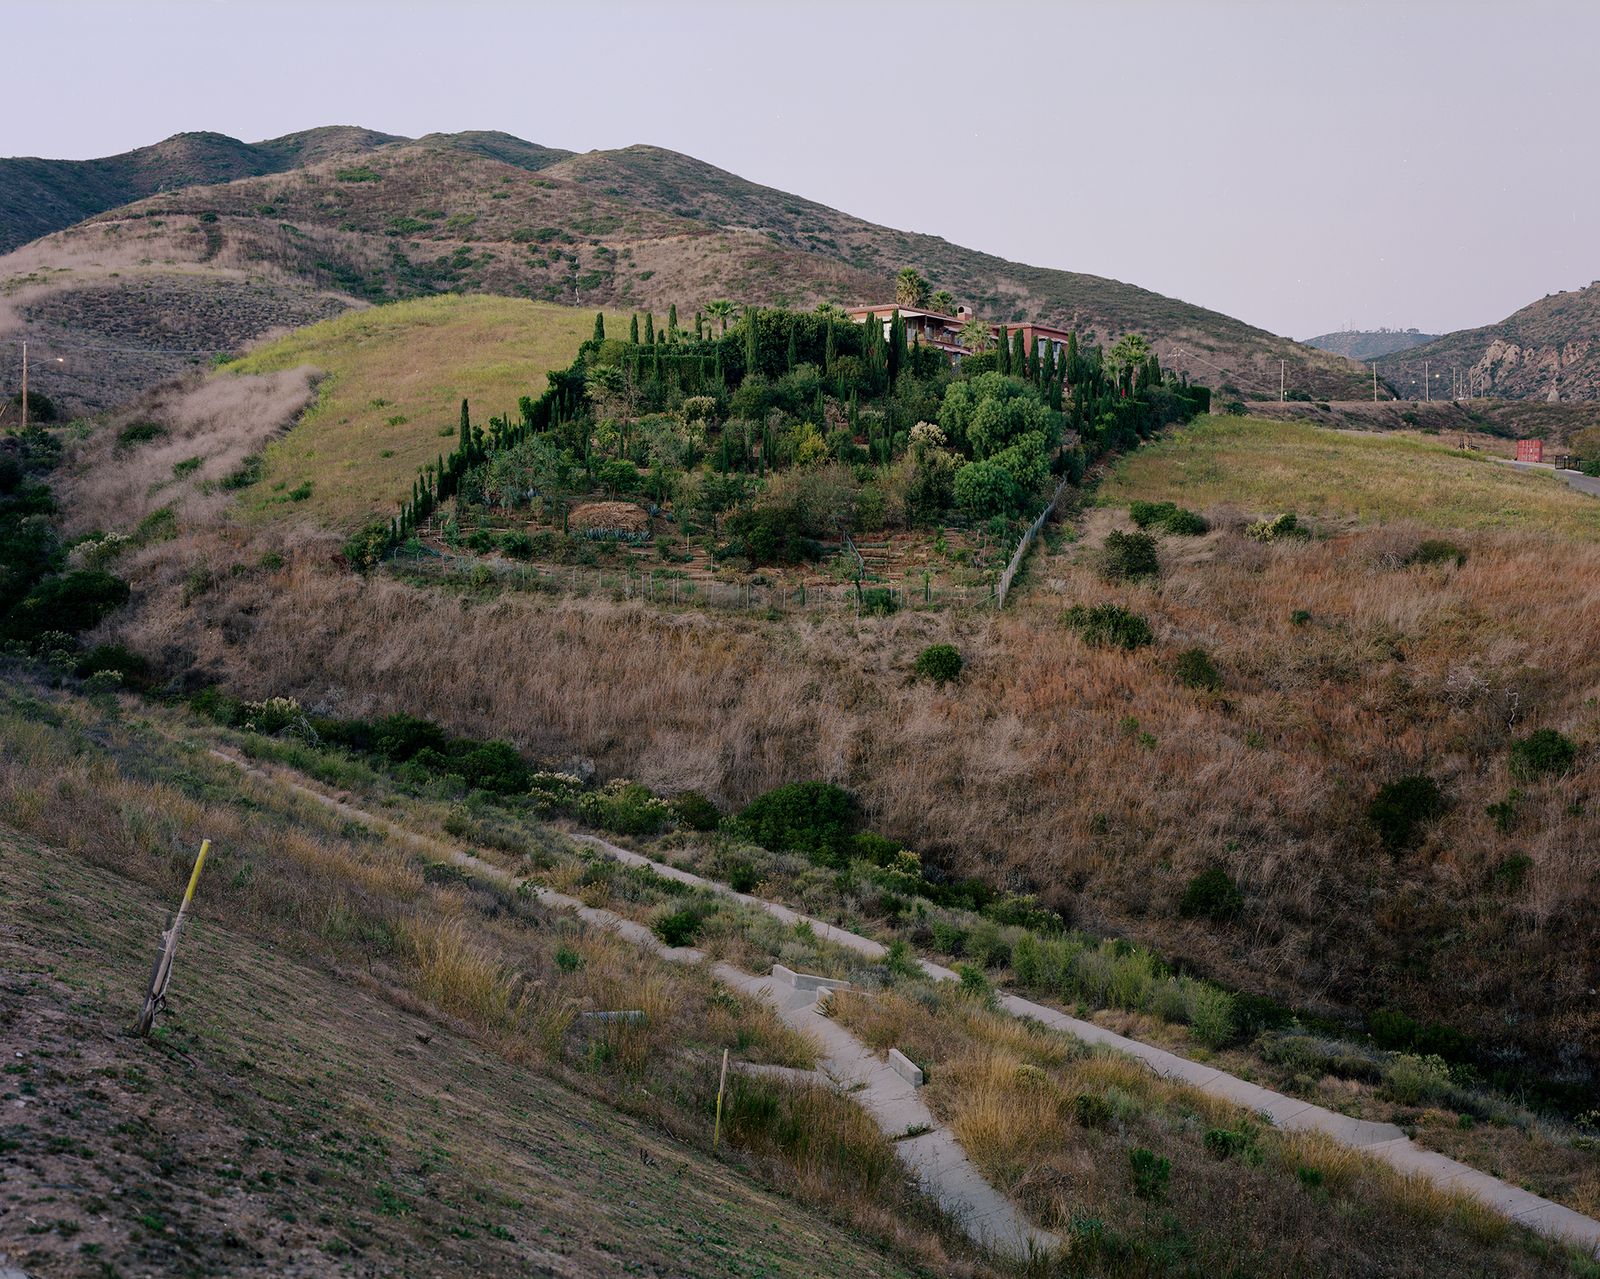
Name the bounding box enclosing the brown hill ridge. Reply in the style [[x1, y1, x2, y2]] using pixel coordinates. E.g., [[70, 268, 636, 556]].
[[3, 128, 1373, 411], [1398, 282, 1600, 401]]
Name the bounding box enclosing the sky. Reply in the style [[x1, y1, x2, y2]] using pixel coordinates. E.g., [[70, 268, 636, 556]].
[[7, 0, 1598, 340]]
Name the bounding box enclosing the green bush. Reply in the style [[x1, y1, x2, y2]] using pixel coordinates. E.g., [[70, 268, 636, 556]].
[[1244, 512, 1310, 543], [1204, 1127, 1254, 1160], [75, 643, 152, 689], [672, 790, 722, 832], [1098, 529, 1160, 580], [499, 530, 534, 559], [1063, 603, 1152, 651], [5, 569, 130, 639], [849, 831, 902, 866], [1383, 1053, 1453, 1106], [727, 862, 760, 894], [1368, 775, 1445, 851], [913, 643, 963, 684], [1509, 728, 1577, 781], [1409, 539, 1466, 568], [1128, 1148, 1170, 1200], [116, 420, 166, 447], [1129, 500, 1207, 536], [1179, 866, 1243, 922], [1162, 507, 1209, 536], [1174, 647, 1221, 692], [929, 918, 967, 956], [652, 907, 705, 948], [1189, 985, 1236, 1049], [342, 521, 392, 571], [738, 781, 859, 864]]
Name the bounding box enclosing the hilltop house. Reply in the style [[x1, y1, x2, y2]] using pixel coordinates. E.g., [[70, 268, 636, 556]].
[[846, 303, 1076, 364]]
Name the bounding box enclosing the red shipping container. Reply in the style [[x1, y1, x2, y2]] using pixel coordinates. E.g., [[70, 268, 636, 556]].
[[1515, 439, 1543, 463]]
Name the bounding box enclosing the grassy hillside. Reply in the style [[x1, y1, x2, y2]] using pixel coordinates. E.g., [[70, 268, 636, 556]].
[[2, 128, 1374, 415], [0, 683, 945, 1278], [1098, 415, 1600, 537], [1398, 281, 1600, 400], [227, 296, 616, 525]]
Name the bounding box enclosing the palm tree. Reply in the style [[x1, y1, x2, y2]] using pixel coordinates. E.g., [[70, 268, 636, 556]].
[[895, 267, 930, 309], [813, 301, 848, 321], [960, 318, 993, 353], [704, 299, 738, 334], [929, 289, 955, 315]]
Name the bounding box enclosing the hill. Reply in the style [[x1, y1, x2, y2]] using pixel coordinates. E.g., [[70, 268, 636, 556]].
[[1303, 328, 1439, 361], [1, 129, 1373, 413], [0, 126, 407, 254], [1395, 282, 1600, 401]]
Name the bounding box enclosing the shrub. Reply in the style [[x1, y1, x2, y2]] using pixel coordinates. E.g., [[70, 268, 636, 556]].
[[738, 781, 859, 864], [116, 420, 166, 448], [1128, 500, 1177, 530], [1098, 529, 1160, 581], [1011, 933, 1042, 986], [1189, 985, 1236, 1049], [1204, 1127, 1254, 1160], [1368, 774, 1445, 851], [672, 790, 722, 832], [1174, 647, 1221, 692], [1064, 603, 1152, 651], [499, 530, 534, 559], [652, 907, 705, 948], [5, 570, 130, 639], [1162, 507, 1209, 536], [727, 861, 760, 894], [1179, 866, 1243, 922], [1383, 1053, 1454, 1106], [1128, 1148, 1170, 1200], [1509, 728, 1577, 781], [849, 831, 902, 866], [75, 643, 151, 689], [1290, 609, 1312, 626], [579, 781, 672, 835], [1244, 512, 1309, 542], [929, 919, 967, 956], [957, 963, 992, 1001], [343, 521, 392, 571], [913, 643, 963, 684], [1410, 539, 1466, 568]]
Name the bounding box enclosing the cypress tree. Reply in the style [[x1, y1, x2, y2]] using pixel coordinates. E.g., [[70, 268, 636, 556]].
[[1040, 340, 1056, 389], [630, 314, 640, 344], [644, 312, 654, 345], [714, 345, 724, 385], [886, 309, 903, 385], [668, 303, 678, 341], [1012, 329, 1027, 377], [744, 306, 760, 378], [593, 312, 605, 342], [695, 311, 704, 341], [458, 399, 471, 458], [824, 317, 836, 372], [1027, 335, 1039, 383], [997, 326, 1010, 375]]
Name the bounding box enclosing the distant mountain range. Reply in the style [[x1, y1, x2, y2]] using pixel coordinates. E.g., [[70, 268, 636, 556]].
[[1, 128, 1379, 412], [1386, 283, 1600, 401], [1303, 329, 1439, 361]]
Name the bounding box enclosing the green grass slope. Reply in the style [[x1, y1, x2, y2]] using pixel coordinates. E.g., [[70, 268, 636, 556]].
[[226, 295, 618, 526]]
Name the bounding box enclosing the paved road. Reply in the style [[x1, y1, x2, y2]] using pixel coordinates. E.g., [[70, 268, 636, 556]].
[[1499, 457, 1600, 498]]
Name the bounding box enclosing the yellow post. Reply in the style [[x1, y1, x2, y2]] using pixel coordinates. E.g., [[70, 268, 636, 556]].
[[136, 839, 212, 1037], [712, 1047, 730, 1150]]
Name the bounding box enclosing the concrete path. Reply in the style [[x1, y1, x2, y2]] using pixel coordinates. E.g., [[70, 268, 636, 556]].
[[212, 750, 1055, 1259], [215, 750, 1600, 1256], [567, 829, 1600, 1256]]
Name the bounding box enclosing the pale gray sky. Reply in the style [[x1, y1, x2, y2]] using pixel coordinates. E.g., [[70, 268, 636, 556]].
[[8, 0, 1597, 339]]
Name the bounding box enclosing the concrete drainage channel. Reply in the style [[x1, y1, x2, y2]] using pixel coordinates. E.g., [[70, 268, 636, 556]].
[[211, 751, 1600, 1258], [211, 751, 1055, 1259], [566, 831, 1600, 1257]]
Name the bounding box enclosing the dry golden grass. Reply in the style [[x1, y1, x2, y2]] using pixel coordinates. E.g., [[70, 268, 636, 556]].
[[227, 295, 622, 526], [831, 986, 1582, 1277]]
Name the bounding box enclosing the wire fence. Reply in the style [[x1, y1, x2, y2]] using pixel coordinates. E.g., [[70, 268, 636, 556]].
[[391, 547, 999, 616], [994, 477, 1072, 609]]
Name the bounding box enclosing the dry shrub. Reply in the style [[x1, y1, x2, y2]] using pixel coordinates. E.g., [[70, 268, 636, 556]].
[[569, 500, 648, 534], [405, 916, 528, 1039]]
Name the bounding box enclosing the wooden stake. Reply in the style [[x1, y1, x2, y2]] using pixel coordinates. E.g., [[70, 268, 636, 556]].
[[136, 839, 211, 1036], [712, 1047, 730, 1150]]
